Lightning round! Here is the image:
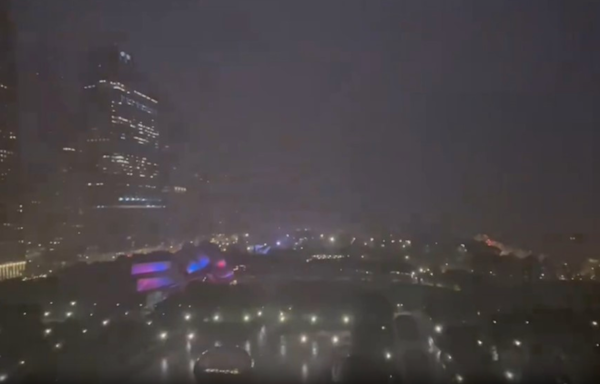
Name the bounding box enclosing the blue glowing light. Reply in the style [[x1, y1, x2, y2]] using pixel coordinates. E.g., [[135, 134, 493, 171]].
[[186, 256, 210, 274]]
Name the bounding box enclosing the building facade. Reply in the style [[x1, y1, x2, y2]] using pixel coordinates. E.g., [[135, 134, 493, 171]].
[[81, 45, 163, 252], [18, 42, 85, 263], [0, 0, 25, 275]]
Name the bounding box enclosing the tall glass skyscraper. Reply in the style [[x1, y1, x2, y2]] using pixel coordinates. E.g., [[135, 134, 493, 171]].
[[81, 45, 163, 252]]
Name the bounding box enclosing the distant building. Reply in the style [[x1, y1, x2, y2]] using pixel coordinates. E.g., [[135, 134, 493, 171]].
[[18, 42, 84, 262], [81, 45, 163, 251], [0, 0, 25, 276]]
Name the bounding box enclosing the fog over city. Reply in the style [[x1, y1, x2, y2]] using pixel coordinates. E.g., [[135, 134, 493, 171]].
[[1, 1, 599, 383]]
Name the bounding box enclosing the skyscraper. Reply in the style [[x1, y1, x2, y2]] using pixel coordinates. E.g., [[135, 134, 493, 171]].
[[81, 45, 163, 252], [0, 0, 25, 278], [19, 41, 84, 263]]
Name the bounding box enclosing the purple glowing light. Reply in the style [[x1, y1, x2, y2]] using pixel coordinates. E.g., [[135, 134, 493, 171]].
[[216, 260, 226, 268], [136, 277, 174, 292], [131, 262, 172, 275]]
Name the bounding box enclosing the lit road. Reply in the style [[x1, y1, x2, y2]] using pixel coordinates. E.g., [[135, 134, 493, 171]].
[[126, 325, 343, 383]]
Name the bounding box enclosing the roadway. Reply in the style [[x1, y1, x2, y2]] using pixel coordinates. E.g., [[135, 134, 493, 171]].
[[126, 324, 342, 383]]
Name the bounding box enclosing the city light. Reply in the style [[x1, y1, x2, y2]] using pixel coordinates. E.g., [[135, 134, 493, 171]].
[[342, 315, 350, 324], [455, 374, 464, 383], [44, 311, 50, 317], [311, 315, 317, 324], [0, 374, 7, 382], [159, 332, 168, 340], [102, 320, 110, 326], [44, 328, 52, 335], [385, 351, 392, 360], [279, 314, 286, 323], [300, 335, 307, 343], [213, 314, 220, 322], [187, 333, 195, 340], [66, 312, 73, 318], [70, 301, 76, 306], [592, 321, 598, 327], [244, 315, 251, 322], [435, 324, 443, 334], [505, 371, 514, 380], [513, 340, 521, 347], [257, 310, 262, 317], [184, 313, 191, 321], [332, 336, 339, 344], [329, 237, 335, 243]]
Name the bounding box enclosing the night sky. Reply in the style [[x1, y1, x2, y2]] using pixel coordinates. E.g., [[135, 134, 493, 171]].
[[14, 1, 600, 249]]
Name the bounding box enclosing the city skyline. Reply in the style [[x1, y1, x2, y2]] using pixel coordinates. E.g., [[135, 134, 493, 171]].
[[8, 0, 600, 253]]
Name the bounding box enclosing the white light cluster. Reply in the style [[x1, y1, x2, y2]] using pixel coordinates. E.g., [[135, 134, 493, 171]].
[[204, 368, 239, 375]]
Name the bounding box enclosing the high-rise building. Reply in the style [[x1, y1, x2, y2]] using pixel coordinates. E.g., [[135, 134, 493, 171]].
[[81, 45, 163, 252], [19, 41, 85, 263], [0, 0, 26, 278]]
